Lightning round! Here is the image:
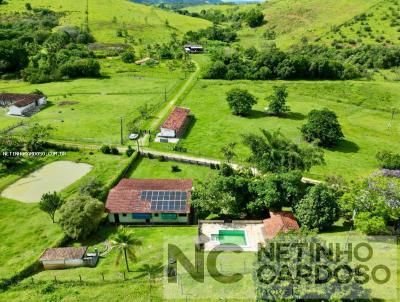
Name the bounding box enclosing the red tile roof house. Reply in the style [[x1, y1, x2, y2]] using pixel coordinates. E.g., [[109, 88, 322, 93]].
[[106, 178, 193, 224], [0, 93, 47, 116], [156, 107, 190, 143], [39, 246, 99, 270], [263, 211, 300, 239]]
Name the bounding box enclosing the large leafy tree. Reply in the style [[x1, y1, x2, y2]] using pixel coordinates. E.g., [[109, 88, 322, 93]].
[[226, 88, 257, 116], [301, 108, 344, 147], [242, 129, 324, 173], [294, 184, 340, 231], [267, 85, 289, 116], [220, 142, 236, 163], [110, 227, 142, 272], [58, 196, 104, 239], [0, 135, 24, 168], [191, 165, 255, 218], [39, 191, 63, 223], [249, 171, 305, 212]]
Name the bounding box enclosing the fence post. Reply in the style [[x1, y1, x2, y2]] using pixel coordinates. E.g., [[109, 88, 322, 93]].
[[31, 277, 34, 285], [54, 276, 57, 284], [79, 274, 82, 283], [123, 271, 126, 281], [101, 272, 105, 281]]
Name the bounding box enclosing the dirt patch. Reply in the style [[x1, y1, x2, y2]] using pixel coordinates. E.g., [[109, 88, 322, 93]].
[[58, 101, 79, 106]]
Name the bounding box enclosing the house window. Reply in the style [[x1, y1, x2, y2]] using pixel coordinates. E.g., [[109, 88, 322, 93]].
[[178, 213, 187, 217], [154, 213, 159, 217], [122, 213, 127, 217]]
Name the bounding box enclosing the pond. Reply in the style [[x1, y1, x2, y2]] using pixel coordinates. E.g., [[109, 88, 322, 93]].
[[1, 161, 93, 203]]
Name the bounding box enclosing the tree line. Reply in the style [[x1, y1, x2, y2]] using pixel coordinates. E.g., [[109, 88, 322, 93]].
[[0, 7, 100, 83]]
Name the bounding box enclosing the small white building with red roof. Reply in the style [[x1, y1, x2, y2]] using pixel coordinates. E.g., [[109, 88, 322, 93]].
[[106, 178, 193, 224], [0, 93, 47, 116], [156, 106, 190, 143]]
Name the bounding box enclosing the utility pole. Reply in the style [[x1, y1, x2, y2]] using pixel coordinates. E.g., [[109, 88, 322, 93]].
[[85, 0, 89, 31], [120, 117, 123, 145], [164, 87, 167, 102]]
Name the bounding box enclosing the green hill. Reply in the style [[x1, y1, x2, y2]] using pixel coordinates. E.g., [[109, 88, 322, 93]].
[[2, 0, 211, 44]]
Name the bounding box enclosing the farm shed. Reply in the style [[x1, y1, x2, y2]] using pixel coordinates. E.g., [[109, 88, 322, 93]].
[[39, 246, 99, 270], [156, 107, 190, 143], [0, 93, 47, 116], [106, 178, 193, 225]]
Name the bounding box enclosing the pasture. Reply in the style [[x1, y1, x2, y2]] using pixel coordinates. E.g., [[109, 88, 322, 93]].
[[0, 59, 184, 145], [158, 78, 400, 180], [2, 0, 210, 45]]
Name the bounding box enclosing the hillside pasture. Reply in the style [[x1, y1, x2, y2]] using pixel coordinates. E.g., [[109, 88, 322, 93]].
[[2, 0, 210, 44], [157, 79, 400, 180]]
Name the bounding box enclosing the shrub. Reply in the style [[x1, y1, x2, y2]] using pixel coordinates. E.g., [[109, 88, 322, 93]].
[[301, 108, 344, 147], [354, 212, 388, 235], [376, 150, 400, 169], [245, 8, 264, 28], [25, 3, 32, 10], [79, 176, 104, 199], [171, 165, 181, 172], [267, 85, 289, 115], [126, 145, 134, 157], [121, 50, 135, 63], [110, 147, 119, 155], [100, 145, 111, 154]]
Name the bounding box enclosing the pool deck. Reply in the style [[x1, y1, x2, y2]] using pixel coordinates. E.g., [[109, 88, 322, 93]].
[[198, 220, 266, 252]]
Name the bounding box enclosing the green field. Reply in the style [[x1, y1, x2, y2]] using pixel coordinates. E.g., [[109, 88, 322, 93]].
[[0, 59, 184, 144], [128, 156, 216, 183], [0, 151, 132, 281], [2, 0, 210, 45], [152, 78, 400, 180], [0, 226, 255, 302]]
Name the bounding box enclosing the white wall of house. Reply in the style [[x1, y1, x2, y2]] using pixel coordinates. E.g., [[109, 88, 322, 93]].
[[8, 103, 35, 116], [108, 213, 189, 224], [38, 97, 47, 106], [160, 128, 176, 138]]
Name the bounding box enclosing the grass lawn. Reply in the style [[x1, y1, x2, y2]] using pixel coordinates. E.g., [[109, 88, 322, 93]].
[[2, 0, 210, 45], [0, 59, 184, 145], [128, 156, 216, 184], [0, 150, 132, 281], [149, 78, 400, 180], [0, 226, 256, 301]]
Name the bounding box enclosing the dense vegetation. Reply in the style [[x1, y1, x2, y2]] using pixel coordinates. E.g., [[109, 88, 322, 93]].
[[203, 44, 400, 80], [0, 8, 99, 83]]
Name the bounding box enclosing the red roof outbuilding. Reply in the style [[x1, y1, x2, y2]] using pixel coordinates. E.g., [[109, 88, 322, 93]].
[[161, 107, 190, 132], [263, 211, 300, 239], [105, 178, 193, 214]]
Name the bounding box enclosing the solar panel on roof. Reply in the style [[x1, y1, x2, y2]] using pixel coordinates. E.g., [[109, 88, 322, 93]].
[[141, 190, 188, 211]]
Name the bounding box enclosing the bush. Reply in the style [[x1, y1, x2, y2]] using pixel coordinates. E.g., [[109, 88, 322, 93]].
[[301, 108, 344, 147], [79, 176, 104, 199], [354, 212, 388, 235], [171, 165, 181, 172], [376, 150, 400, 169], [126, 145, 134, 157], [226, 88, 257, 116], [245, 8, 264, 28], [100, 145, 111, 154], [121, 50, 135, 63], [110, 147, 119, 155], [294, 184, 340, 231]]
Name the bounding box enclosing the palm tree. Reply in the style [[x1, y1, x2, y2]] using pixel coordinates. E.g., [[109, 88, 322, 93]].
[[110, 226, 142, 272], [136, 263, 164, 300]]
